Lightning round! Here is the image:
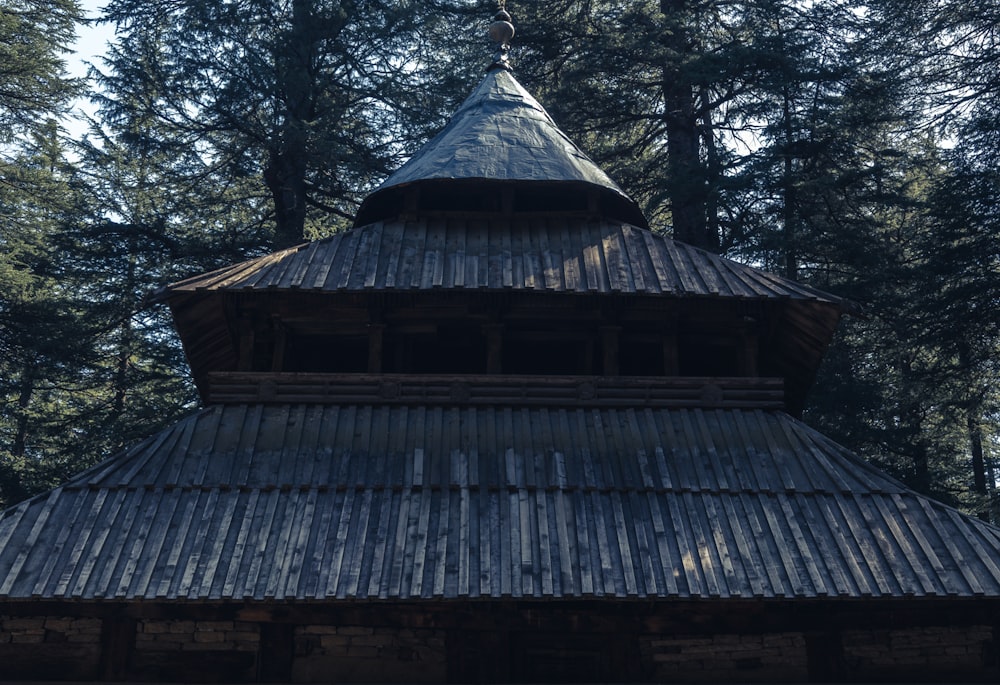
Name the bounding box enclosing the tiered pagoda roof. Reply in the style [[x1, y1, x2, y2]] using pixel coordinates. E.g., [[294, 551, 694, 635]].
[[1, 6, 998, 621]]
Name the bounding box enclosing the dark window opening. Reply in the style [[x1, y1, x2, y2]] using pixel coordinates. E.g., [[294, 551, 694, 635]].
[[420, 186, 498, 213], [513, 186, 587, 213], [250, 335, 276, 372], [619, 339, 666, 376], [678, 336, 740, 377], [384, 326, 487, 374], [283, 335, 368, 373], [504, 338, 592, 375]]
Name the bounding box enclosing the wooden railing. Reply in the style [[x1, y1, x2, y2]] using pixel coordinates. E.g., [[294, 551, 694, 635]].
[[206, 372, 784, 409]]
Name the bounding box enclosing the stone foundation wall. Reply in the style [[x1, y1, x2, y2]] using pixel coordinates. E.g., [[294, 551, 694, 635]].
[[0, 616, 102, 645], [0, 611, 995, 682], [117, 618, 446, 683], [292, 625, 447, 683], [842, 625, 994, 680], [0, 616, 103, 680], [135, 619, 261, 652], [640, 631, 809, 682]]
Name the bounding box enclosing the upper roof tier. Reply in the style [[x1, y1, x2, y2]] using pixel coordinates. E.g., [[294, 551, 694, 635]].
[[354, 68, 648, 228]]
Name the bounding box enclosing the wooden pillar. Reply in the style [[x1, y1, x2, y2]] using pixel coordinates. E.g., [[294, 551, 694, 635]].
[[238, 318, 255, 371], [258, 622, 295, 682], [367, 323, 385, 373], [601, 325, 621, 376], [485, 323, 504, 374], [270, 320, 287, 371], [805, 630, 845, 682], [740, 328, 759, 377], [99, 615, 136, 681], [663, 322, 679, 376]]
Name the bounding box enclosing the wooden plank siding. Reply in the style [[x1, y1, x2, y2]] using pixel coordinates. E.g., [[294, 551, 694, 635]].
[[2, 404, 999, 601]]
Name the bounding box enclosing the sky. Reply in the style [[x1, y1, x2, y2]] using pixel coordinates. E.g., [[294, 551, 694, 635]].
[[69, 0, 114, 78], [64, 0, 116, 137]]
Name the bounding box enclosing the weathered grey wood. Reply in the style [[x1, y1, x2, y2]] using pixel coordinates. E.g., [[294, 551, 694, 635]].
[[0, 491, 60, 596], [870, 494, 938, 595], [778, 495, 828, 596], [5, 403, 1000, 601], [409, 486, 433, 597], [837, 494, 895, 595]]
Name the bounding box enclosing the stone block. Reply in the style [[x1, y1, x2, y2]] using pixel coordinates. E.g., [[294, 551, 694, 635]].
[[70, 618, 102, 633], [338, 626, 374, 636], [320, 635, 349, 648], [141, 639, 183, 651], [168, 621, 196, 633], [196, 621, 234, 631], [182, 641, 232, 651], [194, 630, 226, 643], [3, 618, 46, 630], [43, 618, 72, 631], [351, 635, 390, 647]]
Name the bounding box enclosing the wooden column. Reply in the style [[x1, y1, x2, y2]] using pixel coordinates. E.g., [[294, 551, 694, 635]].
[[367, 323, 385, 373], [805, 630, 845, 682], [484, 323, 504, 374], [663, 321, 679, 376], [99, 615, 136, 681], [740, 328, 759, 377], [258, 623, 295, 682], [601, 325, 621, 376], [237, 318, 255, 371], [270, 320, 287, 371]]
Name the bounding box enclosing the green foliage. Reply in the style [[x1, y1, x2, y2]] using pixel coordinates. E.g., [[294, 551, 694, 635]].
[[0, 0, 82, 142], [95, 0, 454, 249]]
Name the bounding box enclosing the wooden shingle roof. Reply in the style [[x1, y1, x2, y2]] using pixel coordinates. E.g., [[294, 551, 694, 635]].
[[156, 218, 844, 303], [2, 403, 998, 601]]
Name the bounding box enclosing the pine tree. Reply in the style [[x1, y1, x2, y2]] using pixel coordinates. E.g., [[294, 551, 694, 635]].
[[0, 0, 82, 141], [0, 0, 85, 507], [96, 0, 447, 249]]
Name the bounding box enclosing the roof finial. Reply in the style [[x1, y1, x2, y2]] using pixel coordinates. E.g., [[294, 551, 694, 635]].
[[488, 1, 515, 71]]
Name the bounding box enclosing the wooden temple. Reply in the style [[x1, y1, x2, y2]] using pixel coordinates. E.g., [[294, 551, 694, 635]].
[[2, 7, 1000, 683]]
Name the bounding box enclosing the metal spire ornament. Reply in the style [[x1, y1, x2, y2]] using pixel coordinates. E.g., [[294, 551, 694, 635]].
[[488, 1, 515, 71]]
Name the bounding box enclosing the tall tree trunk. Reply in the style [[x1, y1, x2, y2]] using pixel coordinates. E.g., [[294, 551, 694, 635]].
[[12, 370, 35, 461], [967, 411, 989, 521], [113, 266, 136, 415], [781, 85, 798, 281], [700, 89, 721, 250], [660, 0, 710, 250], [265, 0, 318, 249], [958, 344, 990, 520]]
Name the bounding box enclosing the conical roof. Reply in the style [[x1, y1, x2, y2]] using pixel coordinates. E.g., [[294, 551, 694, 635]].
[[354, 68, 648, 228]]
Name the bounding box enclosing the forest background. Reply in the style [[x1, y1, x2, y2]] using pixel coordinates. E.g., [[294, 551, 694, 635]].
[[2, 0, 999, 519]]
